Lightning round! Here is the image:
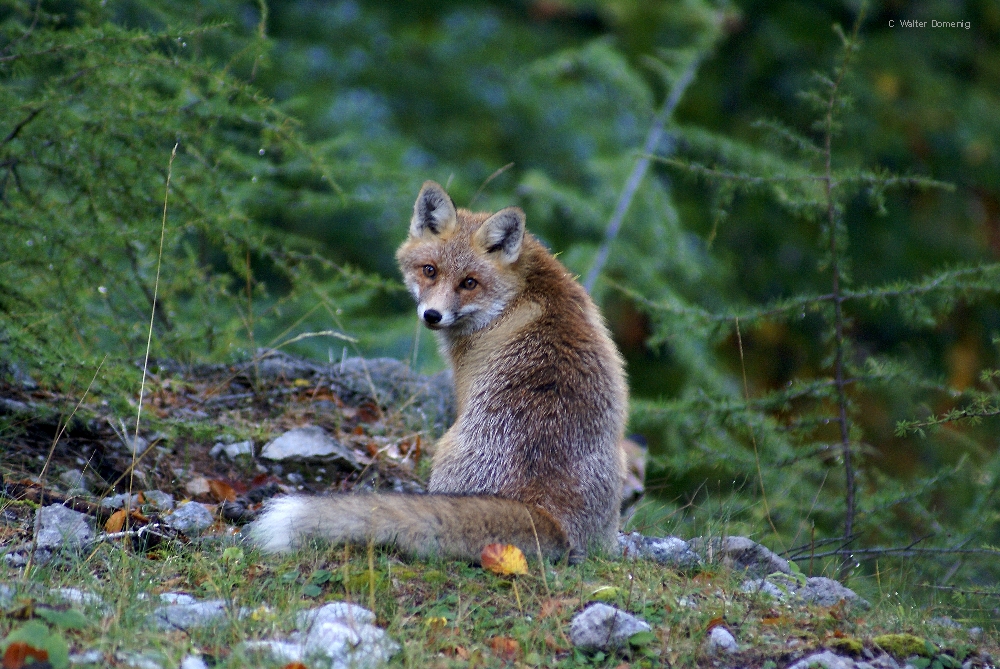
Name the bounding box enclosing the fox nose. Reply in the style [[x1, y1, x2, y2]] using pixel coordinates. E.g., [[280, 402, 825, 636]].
[[423, 309, 443, 325]]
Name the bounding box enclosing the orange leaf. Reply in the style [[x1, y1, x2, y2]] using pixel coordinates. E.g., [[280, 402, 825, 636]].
[[480, 543, 528, 575], [208, 479, 237, 502], [2, 642, 48, 669], [280, 664, 308, 669], [488, 636, 521, 661], [706, 616, 725, 631], [105, 509, 127, 533]]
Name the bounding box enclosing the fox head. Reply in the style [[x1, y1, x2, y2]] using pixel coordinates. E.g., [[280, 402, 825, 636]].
[[396, 181, 525, 336]]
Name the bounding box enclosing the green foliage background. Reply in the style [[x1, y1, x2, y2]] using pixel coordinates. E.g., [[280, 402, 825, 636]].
[[3, 0, 1000, 612]]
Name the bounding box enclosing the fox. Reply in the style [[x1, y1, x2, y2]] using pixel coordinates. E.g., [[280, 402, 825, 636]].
[[249, 180, 628, 563]]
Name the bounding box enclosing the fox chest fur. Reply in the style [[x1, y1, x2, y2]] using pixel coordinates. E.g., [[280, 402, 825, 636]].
[[396, 181, 628, 554]]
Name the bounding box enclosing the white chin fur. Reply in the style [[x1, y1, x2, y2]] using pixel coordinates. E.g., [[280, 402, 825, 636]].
[[248, 496, 303, 553]]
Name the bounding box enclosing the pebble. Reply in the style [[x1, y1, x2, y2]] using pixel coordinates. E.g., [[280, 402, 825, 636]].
[[706, 626, 738, 654], [243, 601, 399, 669], [568, 602, 651, 652], [259, 425, 361, 469], [210, 440, 254, 459], [163, 501, 214, 535]]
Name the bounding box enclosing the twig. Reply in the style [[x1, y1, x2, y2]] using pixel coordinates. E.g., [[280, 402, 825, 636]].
[[821, 11, 865, 577], [582, 52, 703, 293]]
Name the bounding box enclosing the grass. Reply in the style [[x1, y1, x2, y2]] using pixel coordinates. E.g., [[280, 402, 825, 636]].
[[1, 522, 997, 668]]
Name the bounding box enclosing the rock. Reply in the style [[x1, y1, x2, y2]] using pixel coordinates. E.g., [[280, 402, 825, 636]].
[[253, 349, 455, 434], [688, 536, 790, 577], [68, 649, 105, 665], [184, 476, 211, 497], [0, 583, 14, 608], [142, 490, 174, 511], [260, 425, 360, 469], [115, 651, 167, 669], [179, 656, 209, 669], [210, 440, 254, 459], [51, 587, 103, 607], [618, 532, 701, 569], [101, 493, 141, 510], [59, 469, 89, 493], [801, 576, 868, 608], [36, 504, 94, 550], [706, 626, 738, 655], [787, 650, 857, 669], [151, 594, 229, 631], [163, 502, 214, 535], [243, 602, 399, 669], [741, 574, 868, 609], [568, 603, 651, 652]]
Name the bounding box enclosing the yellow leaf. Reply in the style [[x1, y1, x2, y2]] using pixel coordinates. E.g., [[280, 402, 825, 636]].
[[480, 543, 528, 575], [104, 509, 127, 533]]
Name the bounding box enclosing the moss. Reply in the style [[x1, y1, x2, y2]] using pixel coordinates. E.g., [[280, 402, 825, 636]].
[[828, 637, 864, 656], [873, 633, 935, 659]]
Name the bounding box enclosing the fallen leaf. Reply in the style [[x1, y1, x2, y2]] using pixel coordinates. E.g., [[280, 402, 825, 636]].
[[208, 479, 237, 502], [706, 616, 725, 631], [488, 636, 520, 662], [104, 509, 127, 533], [280, 664, 308, 669], [481, 543, 528, 575], [2, 641, 48, 669], [538, 597, 579, 619]]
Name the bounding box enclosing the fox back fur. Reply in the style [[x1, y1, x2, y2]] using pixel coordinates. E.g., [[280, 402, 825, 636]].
[[250, 181, 628, 562]]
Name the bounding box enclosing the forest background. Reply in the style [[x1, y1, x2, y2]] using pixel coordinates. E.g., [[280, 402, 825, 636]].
[[2, 0, 999, 621]]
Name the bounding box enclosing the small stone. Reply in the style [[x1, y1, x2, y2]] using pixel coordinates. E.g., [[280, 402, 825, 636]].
[[260, 425, 361, 469], [787, 650, 857, 669], [151, 597, 228, 631], [51, 588, 103, 607], [36, 504, 94, 550], [210, 440, 254, 459], [184, 477, 211, 497], [142, 490, 174, 511], [688, 535, 790, 577], [243, 602, 399, 669], [569, 603, 651, 652], [101, 493, 141, 510], [801, 576, 868, 608], [69, 649, 104, 665], [706, 626, 738, 655], [163, 502, 214, 535], [179, 656, 209, 669], [0, 584, 14, 608], [618, 532, 700, 568], [59, 469, 89, 493]]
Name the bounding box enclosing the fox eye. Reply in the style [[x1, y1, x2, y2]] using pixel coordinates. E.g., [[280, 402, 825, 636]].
[[422, 265, 436, 279], [461, 277, 478, 290]]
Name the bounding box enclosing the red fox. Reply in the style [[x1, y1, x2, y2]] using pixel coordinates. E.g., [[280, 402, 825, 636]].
[[250, 181, 628, 562]]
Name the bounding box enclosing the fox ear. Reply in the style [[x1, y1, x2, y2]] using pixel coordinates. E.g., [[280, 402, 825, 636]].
[[410, 181, 457, 238], [474, 207, 524, 264]]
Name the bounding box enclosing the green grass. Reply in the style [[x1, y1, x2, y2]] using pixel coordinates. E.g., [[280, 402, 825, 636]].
[[2, 530, 996, 668]]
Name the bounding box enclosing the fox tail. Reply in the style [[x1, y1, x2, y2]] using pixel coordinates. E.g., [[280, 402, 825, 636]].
[[247, 493, 572, 563]]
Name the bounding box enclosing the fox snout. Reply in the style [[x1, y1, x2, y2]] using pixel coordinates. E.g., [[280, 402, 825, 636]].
[[418, 304, 453, 329]]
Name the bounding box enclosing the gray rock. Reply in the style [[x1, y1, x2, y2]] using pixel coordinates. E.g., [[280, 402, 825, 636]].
[[569, 603, 651, 652], [115, 651, 167, 669], [787, 650, 857, 669], [706, 626, 738, 654], [151, 594, 229, 631], [618, 532, 701, 569], [858, 654, 903, 669], [243, 602, 399, 669], [253, 350, 455, 435], [801, 576, 868, 608], [260, 425, 360, 469], [740, 574, 868, 608], [688, 535, 790, 577], [210, 440, 254, 459], [69, 649, 105, 665], [142, 490, 174, 511], [0, 583, 14, 607], [36, 504, 94, 550], [59, 469, 89, 493], [163, 502, 214, 535], [51, 587, 103, 607], [101, 493, 140, 510], [179, 656, 209, 669]]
